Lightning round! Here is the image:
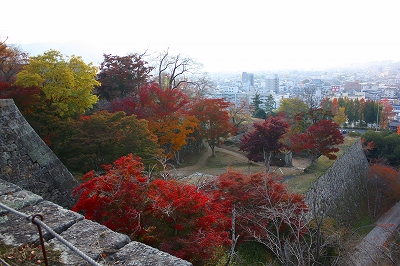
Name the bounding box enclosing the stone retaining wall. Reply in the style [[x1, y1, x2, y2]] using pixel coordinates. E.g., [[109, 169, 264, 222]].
[[305, 138, 370, 222], [0, 99, 78, 208], [0, 178, 192, 265]]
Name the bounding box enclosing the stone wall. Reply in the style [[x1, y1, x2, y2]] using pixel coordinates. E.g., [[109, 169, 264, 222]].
[[0, 99, 192, 265], [0, 178, 192, 265], [305, 138, 370, 222], [0, 99, 78, 208]]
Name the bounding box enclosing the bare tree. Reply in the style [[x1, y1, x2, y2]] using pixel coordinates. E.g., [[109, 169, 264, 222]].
[[180, 75, 215, 99], [236, 179, 344, 266], [226, 206, 240, 266], [0, 39, 29, 83], [301, 85, 323, 109], [154, 48, 202, 90], [228, 98, 253, 130]]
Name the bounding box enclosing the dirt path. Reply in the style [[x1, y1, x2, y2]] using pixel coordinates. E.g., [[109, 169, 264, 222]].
[[349, 201, 400, 265], [175, 145, 213, 176], [175, 145, 310, 177]]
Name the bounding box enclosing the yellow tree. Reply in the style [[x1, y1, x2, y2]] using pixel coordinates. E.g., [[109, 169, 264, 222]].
[[333, 107, 347, 127], [16, 50, 99, 118], [277, 98, 309, 120]]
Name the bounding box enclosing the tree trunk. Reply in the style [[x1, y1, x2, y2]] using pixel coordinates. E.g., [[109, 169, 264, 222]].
[[226, 207, 239, 266], [210, 144, 216, 157], [264, 151, 272, 173], [174, 150, 181, 165]]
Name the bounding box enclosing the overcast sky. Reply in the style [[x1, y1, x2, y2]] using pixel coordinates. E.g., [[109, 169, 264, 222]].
[[2, 0, 400, 72]]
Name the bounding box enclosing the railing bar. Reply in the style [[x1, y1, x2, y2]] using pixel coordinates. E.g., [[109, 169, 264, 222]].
[[0, 202, 101, 266], [0, 258, 11, 266]]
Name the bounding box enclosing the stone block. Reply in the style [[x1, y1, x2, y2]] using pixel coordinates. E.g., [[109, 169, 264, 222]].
[[0, 190, 43, 215], [0, 200, 83, 246], [50, 219, 131, 265], [108, 241, 192, 266], [0, 179, 21, 196], [0, 99, 79, 208]]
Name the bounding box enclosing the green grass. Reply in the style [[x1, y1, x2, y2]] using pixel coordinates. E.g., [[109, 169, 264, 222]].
[[179, 148, 209, 167], [200, 151, 264, 175], [351, 215, 376, 236], [205, 151, 249, 168]]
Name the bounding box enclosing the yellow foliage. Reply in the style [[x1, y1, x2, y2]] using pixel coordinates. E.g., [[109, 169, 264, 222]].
[[333, 107, 347, 126], [15, 50, 99, 118]]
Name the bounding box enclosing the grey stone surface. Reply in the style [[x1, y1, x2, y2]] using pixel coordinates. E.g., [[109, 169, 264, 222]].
[[0, 181, 193, 265], [0, 178, 21, 195], [0, 189, 43, 215], [0, 99, 79, 208], [109, 241, 192, 266], [50, 219, 131, 265], [305, 138, 370, 220], [0, 200, 83, 246]]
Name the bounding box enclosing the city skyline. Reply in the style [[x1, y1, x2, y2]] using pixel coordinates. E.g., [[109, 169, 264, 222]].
[[2, 0, 400, 73]]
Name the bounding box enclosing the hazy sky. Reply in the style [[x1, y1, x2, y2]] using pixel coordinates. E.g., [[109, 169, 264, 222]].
[[2, 0, 400, 72]]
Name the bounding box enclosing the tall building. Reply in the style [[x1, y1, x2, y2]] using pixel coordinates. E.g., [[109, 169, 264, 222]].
[[265, 74, 279, 94], [242, 72, 254, 88]]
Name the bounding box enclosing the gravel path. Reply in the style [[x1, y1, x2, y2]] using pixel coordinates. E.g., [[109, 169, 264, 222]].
[[349, 201, 400, 265]]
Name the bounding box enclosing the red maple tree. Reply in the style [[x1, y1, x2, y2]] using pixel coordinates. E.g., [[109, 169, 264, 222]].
[[186, 98, 236, 157], [72, 154, 148, 234], [110, 83, 198, 163], [380, 98, 394, 129], [95, 53, 152, 101], [291, 119, 344, 162], [72, 154, 231, 265], [145, 179, 230, 264], [206, 170, 308, 264], [239, 116, 289, 172]]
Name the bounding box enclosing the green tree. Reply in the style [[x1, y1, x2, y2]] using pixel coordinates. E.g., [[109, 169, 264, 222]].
[[264, 94, 276, 116], [252, 93, 263, 118], [344, 98, 356, 125], [362, 130, 400, 166], [277, 97, 309, 119], [54, 110, 162, 173], [338, 97, 346, 108], [253, 108, 266, 119], [363, 100, 379, 125], [353, 98, 362, 125], [16, 50, 99, 118]]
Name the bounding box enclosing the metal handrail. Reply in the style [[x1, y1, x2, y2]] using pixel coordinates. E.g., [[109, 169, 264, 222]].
[[0, 202, 101, 266]]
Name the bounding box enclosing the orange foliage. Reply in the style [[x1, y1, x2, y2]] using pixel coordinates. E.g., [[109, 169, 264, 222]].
[[148, 114, 198, 159]]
